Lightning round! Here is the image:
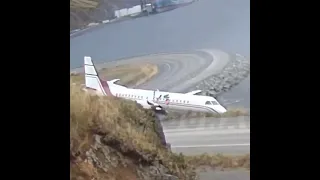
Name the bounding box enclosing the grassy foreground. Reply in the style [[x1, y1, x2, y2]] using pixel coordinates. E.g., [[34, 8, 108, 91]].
[[70, 63, 158, 87], [70, 84, 250, 180], [70, 84, 197, 179]]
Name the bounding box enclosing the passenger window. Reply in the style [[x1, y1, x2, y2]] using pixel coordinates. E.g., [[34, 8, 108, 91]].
[[211, 101, 219, 105], [205, 101, 212, 105]]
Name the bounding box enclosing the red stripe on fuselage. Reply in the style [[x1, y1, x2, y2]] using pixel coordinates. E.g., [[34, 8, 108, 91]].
[[84, 61, 114, 97], [100, 79, 113, 96]]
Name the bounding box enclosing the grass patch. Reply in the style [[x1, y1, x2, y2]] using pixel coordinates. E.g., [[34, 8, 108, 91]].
[[184, 153, 250, 171], [70, 0, 98, 9], [70, 63, 158, 87], [70, 84, 250, 180], [70, 0, 100, 30]]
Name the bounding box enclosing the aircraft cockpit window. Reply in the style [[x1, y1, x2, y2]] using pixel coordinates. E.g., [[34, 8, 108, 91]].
[[205, 101, 212, 105], [211, 101, 219, 105]]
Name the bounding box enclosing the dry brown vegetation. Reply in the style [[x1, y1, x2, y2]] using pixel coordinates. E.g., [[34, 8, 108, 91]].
[[70, 0, 98, 9], [70, 63, 158, 87], [70, 84, 197, 179], [70, 84, 250, 180], [184, 153, 250, 171], [70, 0, 100, 29]]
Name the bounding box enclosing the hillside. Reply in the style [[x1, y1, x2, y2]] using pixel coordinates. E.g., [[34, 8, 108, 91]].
[[70, 0, 142, 30], [70, 84, 198, 179], [70, 83, 250, 180]]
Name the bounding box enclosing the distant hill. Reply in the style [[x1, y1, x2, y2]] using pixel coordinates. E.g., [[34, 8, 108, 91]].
[[70, 0, 143, 30]]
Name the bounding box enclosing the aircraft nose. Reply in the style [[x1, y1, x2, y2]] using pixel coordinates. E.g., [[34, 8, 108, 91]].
[[217, 105, 227, 114]]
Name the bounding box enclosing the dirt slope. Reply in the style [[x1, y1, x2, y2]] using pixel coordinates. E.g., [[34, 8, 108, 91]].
[[70, 84, 198, 180]]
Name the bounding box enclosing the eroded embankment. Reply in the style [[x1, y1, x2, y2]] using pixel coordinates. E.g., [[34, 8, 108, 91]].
[[70, 84, 250, 180], [70, 84, 198, 180]]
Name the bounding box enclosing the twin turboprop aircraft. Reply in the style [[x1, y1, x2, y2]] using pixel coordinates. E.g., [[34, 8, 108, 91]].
[[83, 56, 227, 115]]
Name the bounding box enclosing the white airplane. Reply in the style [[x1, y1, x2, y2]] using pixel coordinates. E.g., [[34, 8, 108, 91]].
[[83, 56, 227, 115]]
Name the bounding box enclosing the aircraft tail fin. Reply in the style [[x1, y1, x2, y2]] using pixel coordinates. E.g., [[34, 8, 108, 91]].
[[84, 56, 113, 96]]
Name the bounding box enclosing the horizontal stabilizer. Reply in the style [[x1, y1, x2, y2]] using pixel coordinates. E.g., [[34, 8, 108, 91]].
[[109, 79, 120, 84], [186, 90, 202, 95]]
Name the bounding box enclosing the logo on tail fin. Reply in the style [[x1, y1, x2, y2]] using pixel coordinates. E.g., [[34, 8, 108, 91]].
[[84, 56, 113, 96]]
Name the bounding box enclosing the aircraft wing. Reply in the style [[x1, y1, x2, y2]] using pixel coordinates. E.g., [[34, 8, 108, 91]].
[[185, 90, 202, 95]]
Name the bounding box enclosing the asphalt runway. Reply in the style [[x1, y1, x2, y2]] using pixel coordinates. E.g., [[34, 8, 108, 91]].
[[163, 116, 250, 155]]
